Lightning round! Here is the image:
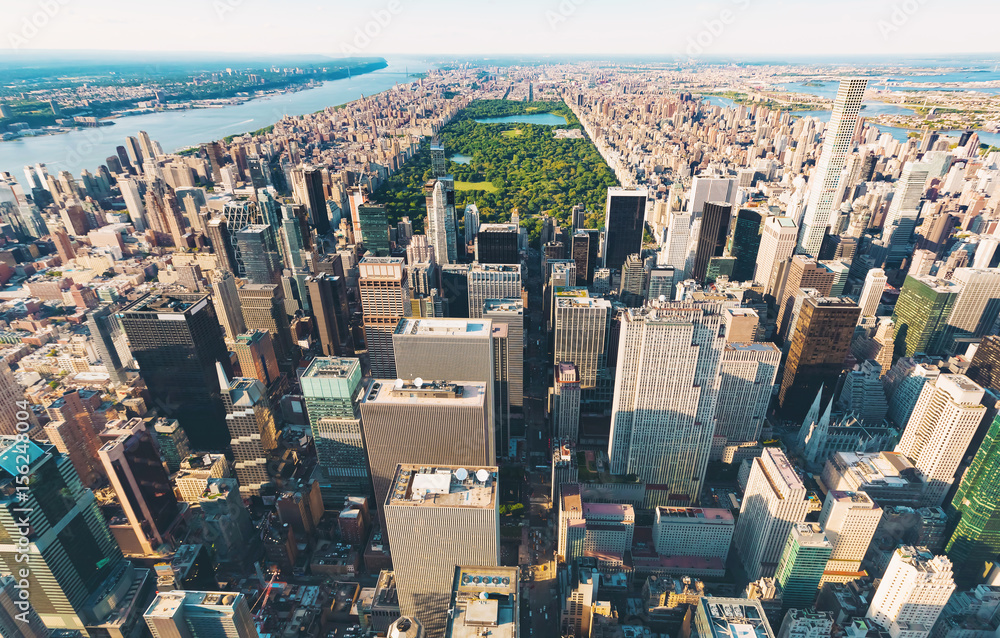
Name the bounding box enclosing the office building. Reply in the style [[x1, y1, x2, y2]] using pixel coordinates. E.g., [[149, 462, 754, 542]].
[[608, 303, 726, 505], [818, 491, 882, 578], [218, 364, 277, 496], [688, 174, 737, 216], [778, 297, 861, 420], [756, 216, 798, 293], [211, 271, 246, 343], [475, 223, 520, 264], [692, 202, 732, 282], [175, 453, 230, 502], [445, 566, 519, 638], [837, 360, 890, 426], [232, 329, 281, 388], [653, 507, 735, 562], [0, 439, 150, 634], [359, 204, 391, 256], [553, 289, 611, 391], [359, 257, 411, 377], [798, 78, 868, 256], [467, 263, 521, 319], [693, 598, 776, 638], [733, 448, 810, 580], [118, 293, 232, 448], [968, 335, 1000, 394], [384, 464, 499, 637], [891, 275, 961, 358], [572, 229, 601, 286], [236, 224, 281, 285], [943, 268, 1000, 349], [144, 590, 260, 638], [776, 256, 836, 342], [87, 305, 130, 385], [199, 478, 256, 566], [946, 414, 1000, 586], [858, 268, 888, 320], [441, 263, 471, 318], [603, 188, 648, 271], [774, 523, 833, 611], [896, 374, 986, 506], [866, 547, 955, 638], [553, 362, 582, 442], [885, 360, 941, 427], [648, 266, 676, 301], [715, 309, 781, 443], [0, 363, 31, 437], [307, 273, 354, 357], [238, 283, 294, 365], [821, 451, 926, 509], [425, 179, 457, 265], [99, 419, 184, 557], [483, 299, 524, 410], [729, 208, 763, 282], [152, 417, 190, 473], [663, 209, 692, 277], [884, 162, 931, 265], [360, 379, 492, 527], [300, 357, 369, 504], [0, 574, 48, 638]]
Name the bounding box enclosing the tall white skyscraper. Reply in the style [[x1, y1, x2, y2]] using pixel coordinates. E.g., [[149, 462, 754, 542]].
[[755, 216, 798, 293], [467, 263, 521, 318], [857, 268, 888, 320], [798, 78, 868, 256], [553, 289, 611, 390], [944, 267, 1000, 347], [607, 302, 726, 505], [212, 271, 246, 342], [732, 448, 810, 580], [714, 309, 781, 444], [661, 209, 692, 277], [866, 547, 955, 638], [687, 175, 737, 216], [817, 490, 882, 580], [895, 374, 986, 506], [425, 179, 456, 265], [883, 161, 931, 231]]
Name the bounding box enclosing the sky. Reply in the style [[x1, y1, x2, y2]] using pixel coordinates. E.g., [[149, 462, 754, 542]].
[[2, 0, 999, 60]]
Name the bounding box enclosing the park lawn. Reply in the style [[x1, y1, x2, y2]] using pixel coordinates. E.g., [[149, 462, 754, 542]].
[[501, 128, 523, 137], [454, 180, 498, 192]]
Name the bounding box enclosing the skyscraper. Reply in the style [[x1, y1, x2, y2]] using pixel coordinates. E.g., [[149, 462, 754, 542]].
[[728, 208, 763, 282], [119, 292, 232, 448], [817, 490, 882, 580], [946, 414, 1000, 586], [778, 297, 860, 420], [895, 374, 986, 507], [483, 298, 524, 412], [145, 590, 260, 638], [0, 574, 48, 638], [300, 165, 329, 234], [967, 335, 1000, 395], [98, 419, 183, 557], [942, 267, 1000, 350], [0, 362, 32, 436], [467, 263, 521, 319], [608, 302, 726, 505], [602, 187, 648, 271], [218, 363, 278, 496], [359, 204, 391, 256], [715, 310, 781, 444], [858, 268, 888, 320], [798, 78, 868, 256], [211, 270, 246, 342], [87, 305, 130, 385], [755, 216, 798, 294], [776, 256, 837, 342], [692, 202, 733, 282], [384, 464, 499, 637], [553, 289, 611, 393], [359, 257, 411, 378], [235, 224, 281, 285], [553, 362, 582, 442], [774, 523, 833, 611], [891, 275, 961, 358], [300, 357, 369, 505], [572, 229, 600, 285], [307, 273, 354, 357], [733, 448, 810, 580], [232, 329, 281, 389], [360, 380, 492, 528], [475, 223, 520, 264], [238, 283, 294, 366], [425, 179, 457, 265], [883, 161, 930, 266], [866, 547, 955, 638], [0, 439, 147, 634]]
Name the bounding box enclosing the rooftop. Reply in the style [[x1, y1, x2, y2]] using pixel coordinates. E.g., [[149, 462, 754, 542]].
[[387, 464, 497, 509], [120, 292, 208, 315], [447, 566, 519, 638], [699, 598, 774, 638], [394, 317, 490, 336], [365, 379, 486, 405], [656, 507, 734, 523], [301, 357, 360, 379], [791, 523, 832, 548], [145, 590, 244, 619], [483, 298, 523, 314]]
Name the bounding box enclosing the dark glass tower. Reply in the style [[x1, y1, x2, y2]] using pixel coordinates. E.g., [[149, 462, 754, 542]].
[[602, 188, 647, 272], [692, 202, 733, 283], [729, 209, 763, 282], [236, 224, 282, 285], [118, 293, 232, 448], [359, 204, 391, 256], [475, 224, 520, 265]]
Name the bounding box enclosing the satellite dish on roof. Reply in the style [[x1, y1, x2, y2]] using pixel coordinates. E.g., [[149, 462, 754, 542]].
[[414, 377, 424, 388], [479, 592, 488, 600], [476, 469, 490, 482], [395, 378, 403, 389], [455, 468, 468, 481]]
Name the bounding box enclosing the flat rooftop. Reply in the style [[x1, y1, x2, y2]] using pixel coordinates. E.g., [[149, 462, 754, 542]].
[[387, 464, 497, 509], [699, 598, 774, 638], [145, 590, 243, 619], [120, 293, 208, 314], [365, 379, 486, 405], [448, 566, 519, 638], [483, 299, 523, 313], [791, 523, 832, 548], [394, 318, 490, 336], [726, 342, 780, 353], [657, 507, 734, 523], [302, 357, 360, 379]]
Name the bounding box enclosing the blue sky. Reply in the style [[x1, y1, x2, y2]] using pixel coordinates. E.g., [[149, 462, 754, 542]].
[[3, 0, 998, 58]]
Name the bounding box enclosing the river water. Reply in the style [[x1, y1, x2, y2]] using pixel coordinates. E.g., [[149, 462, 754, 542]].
[[0, 58, 432, 178]]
